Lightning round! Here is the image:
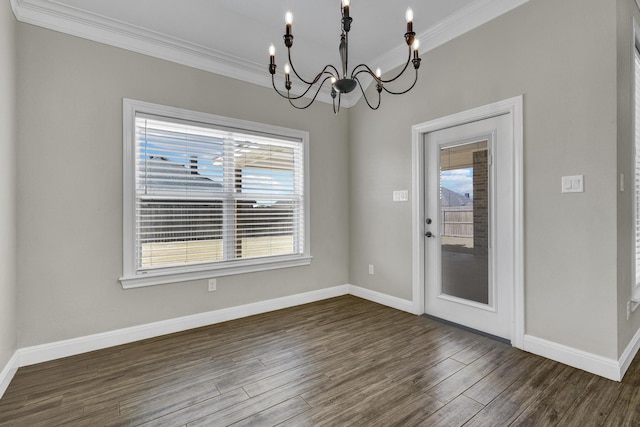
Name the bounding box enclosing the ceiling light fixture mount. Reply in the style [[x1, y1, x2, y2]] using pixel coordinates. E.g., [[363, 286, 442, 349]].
[[268, 0, 421, 113]]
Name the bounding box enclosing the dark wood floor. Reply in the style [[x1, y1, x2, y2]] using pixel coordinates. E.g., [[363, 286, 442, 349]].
[[1, 295, 639, 426]]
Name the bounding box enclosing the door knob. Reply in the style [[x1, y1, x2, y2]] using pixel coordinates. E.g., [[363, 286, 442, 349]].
[[425, 231, 435, 238]]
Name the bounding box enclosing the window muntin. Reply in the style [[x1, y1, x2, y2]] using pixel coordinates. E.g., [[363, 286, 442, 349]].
[[121, 100, 310, 288]]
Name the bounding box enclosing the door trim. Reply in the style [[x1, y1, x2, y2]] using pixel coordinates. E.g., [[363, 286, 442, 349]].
[[411, 96, 524, 349]]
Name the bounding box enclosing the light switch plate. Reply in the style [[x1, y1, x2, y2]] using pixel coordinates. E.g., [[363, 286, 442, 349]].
[[561, 175, 584, 193], [393, 190, 409, 202]]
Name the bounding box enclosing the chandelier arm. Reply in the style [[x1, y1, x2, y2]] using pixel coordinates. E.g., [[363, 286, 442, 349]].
[[271, 75, 312, 100], [287, 49, 316, 85], [271, 73, 332, 101], [350, 65, 382, 88], [377, 48, 414, 84], [351, 63, 377, 78], [288, 49, 339, 85], [381, 68, 419, 95], [352, 68, 377, 81], [354, 77, 381, 110], [349, 48, 412, 85], [285, 76, 335, 109], [271, 75, 296, 99]]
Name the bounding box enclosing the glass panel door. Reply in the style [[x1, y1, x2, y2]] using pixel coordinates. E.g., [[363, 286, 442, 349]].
[[424, 113, 513, 341]]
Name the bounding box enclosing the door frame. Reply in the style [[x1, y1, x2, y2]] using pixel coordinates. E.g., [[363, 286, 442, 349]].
[[411, 96, 524, 349]]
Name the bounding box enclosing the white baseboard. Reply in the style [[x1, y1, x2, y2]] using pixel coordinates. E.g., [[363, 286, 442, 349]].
[[347, 284, 416, 314], [18, 285, 350, 367], [16, 284, 415, 368], [0, 351, 19, 399], [7, 284, 635, 398], [619, 326, 640, 380], [523, 335, 622, 381]]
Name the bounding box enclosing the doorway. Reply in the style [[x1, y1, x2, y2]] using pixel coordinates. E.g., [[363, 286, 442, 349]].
[[411, 97, 524, 347]]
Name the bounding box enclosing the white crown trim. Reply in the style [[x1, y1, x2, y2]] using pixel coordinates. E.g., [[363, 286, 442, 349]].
[[11, 0, 528, 108], [375, 0, 530, 76]]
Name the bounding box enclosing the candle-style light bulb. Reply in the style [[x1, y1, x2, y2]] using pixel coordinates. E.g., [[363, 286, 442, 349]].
[[331, 76, 337, 84], [285, 11, 293, 35], [412, 39, 420, 59], [405, 7, 413, 23], [406, 7, 414, 33], [342, 0, 350, 18], [284, 63, 292, 90], [268, 43, 276, 73], [375, 68, 382, 79]]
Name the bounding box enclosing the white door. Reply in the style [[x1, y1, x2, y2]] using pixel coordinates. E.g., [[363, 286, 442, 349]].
[[424, 114, 514, 341]]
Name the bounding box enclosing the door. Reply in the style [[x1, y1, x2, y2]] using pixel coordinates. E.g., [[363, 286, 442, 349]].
[[424, 114, 513, 341]]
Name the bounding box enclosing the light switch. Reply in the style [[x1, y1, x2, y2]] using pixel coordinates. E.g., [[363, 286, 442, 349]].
[[393, 190, 409, 202], [561, 175, 584, 193]]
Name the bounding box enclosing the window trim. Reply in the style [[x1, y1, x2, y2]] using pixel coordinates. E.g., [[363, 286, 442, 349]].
[[633, 17, 640, 302], [120, 98, 311, 289]]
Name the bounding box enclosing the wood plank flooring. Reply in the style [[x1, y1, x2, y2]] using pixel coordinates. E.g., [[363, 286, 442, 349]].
[[1, 295, 639, 426]]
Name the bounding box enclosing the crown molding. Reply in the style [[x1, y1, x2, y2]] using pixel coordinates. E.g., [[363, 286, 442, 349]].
[[374, 0, 529, 76], [10, 0, 336, 104], [11, 0, 528, 109]]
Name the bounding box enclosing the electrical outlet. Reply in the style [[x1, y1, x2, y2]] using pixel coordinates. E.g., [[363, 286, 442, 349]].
[[208, 278, 217, 292], [368, 264, 374, 275]]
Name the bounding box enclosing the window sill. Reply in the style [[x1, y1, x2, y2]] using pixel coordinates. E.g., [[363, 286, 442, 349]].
[[120, 255, 313, 289]]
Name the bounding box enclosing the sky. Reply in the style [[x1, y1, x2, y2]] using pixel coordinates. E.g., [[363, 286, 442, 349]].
[[441, 167, 473, 199]]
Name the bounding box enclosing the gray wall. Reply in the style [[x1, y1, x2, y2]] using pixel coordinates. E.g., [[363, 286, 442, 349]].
[[349, 0, 620, 358], [11, 0, 640, 365], [617, 0, 640, 356], [16, 24, 349, 347], [0, 2, 17, 370]]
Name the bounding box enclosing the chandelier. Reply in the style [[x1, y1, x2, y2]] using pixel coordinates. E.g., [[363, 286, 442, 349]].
[[268, 0, 421, 113]]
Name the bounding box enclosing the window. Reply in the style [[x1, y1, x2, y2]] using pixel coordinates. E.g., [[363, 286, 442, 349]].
[[121, 99, 311, 288]]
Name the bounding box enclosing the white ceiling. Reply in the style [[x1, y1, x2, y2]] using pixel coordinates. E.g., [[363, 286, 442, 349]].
[[10, 0, 528, 106]]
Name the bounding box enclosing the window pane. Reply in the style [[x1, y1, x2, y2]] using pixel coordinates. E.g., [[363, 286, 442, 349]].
[[138, 200, 224, 268], [440, 140, 489, 305], [133, 114, 304, 272]]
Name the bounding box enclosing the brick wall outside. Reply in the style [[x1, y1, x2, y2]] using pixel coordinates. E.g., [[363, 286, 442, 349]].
[[473, 150, 488, 254]]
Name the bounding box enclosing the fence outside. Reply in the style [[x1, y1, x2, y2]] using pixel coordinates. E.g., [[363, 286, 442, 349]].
[[441, 206, 473, 238]]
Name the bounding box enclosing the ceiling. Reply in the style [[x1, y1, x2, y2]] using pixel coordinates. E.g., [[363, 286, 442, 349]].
[[10, 0, 528, 107]]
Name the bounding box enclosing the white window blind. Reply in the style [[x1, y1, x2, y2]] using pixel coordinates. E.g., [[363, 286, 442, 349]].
[[635, 44, 640, 298], [121, 100, 310, 288]]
